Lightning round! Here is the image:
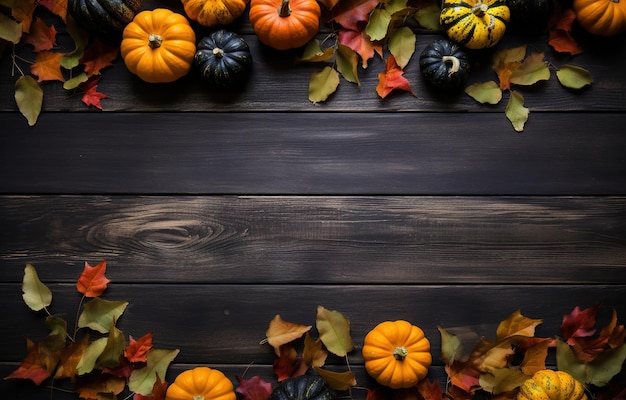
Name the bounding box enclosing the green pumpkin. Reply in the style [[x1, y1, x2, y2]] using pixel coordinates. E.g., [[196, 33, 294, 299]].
[[419, 39, 471, 92], [194, 30, 253, 88], [507, 0, 554, 33], [268, 374, 336, 400], [68, 0, 143, 43]]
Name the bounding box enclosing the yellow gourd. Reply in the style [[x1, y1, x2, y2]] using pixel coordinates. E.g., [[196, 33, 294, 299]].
[[440, 0, 510, 49], [517, 370, 588, 400], [362, 320, 432, 389]]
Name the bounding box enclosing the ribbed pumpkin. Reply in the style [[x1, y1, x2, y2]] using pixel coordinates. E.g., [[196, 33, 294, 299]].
[[249, 0, 321, 50], [268, 374, 336, 400], [121, 9, 196, 83], [195, 30, 253, 87], [440, 0, 510, 49], [573, 0, 626, 36], [68, 0, 143, 42], [362, 320, 432, 389], [166, 366, 236, 400], [517, 370, 587, 400], [419, 39, 471, 91], [181, 0, 249, 27]]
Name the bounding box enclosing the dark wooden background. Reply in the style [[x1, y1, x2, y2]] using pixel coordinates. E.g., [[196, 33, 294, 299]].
[[1, 0, 626, 398]]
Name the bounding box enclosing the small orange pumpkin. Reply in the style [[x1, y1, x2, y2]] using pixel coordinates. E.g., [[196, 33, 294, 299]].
[[573, 0, 626, 36], [121, 9, 196, 83], [249, 0, 321, 50], [362, 320, 432, 389], [166, 366, 236, 400], [181, 0, 249, 27]]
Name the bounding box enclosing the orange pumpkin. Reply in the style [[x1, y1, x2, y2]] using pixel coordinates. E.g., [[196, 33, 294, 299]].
[[573, 0, 626, 36], [166, 366, 236, 400], [121, 9, 196, 83], [249, 0, 321, 50], [181, 0, 249, 27]]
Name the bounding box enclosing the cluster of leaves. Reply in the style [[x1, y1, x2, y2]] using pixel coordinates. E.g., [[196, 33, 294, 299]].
[[236, 306, 358, 400], [302, 0, 441, 102], [5, 261, 179, 400], [437, 306, 626, 399], [0, 0, 116, 125]]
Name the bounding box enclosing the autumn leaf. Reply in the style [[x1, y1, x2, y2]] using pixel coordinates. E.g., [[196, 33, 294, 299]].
[[479, 368, 528, 395], [465, 81, 502, 105], [75, 373, 126, 399], [125, 333, 154, 364], [309, 66, 340, 103], [236, 375, 274, 400], [97, 325, 126, 369], [376, 55, 414, 98], [556, 65, 593, 89], [14, 75, 43, 126], [30, 50, 64, 82], [316, 305, 354, 357], [335, 44, 360, 86], [80, 76, 108, 110], [388, 26, 415, 69], [298, 40, 335, 63], [445, 359, 481, 393], [470, 338, 516, 373], [562, 305, 600, 342], [78, 297, 129, 333], [129, 348, 180, 396], [39, 0, 68, 22], [0, 12, 23, 43], [417, 378, 444, 400], [509, 52, 551, 87], [338, 28, 381, 68], [4, 337, 53, 385], [23, 17, 56, 52], [492, 45, 527, 90], [260, 314, 312, 356], [22, 263, 52, 311], [519, 338, 550, 375], [313, 367, 356, 391], [80, 37, 119, 76], [414, 1, 442, 30], [496, 310, 542, 341], [6, 0, 37, 32], [54, 334, 90, 380], [77, 259, 111, 297], [332, 0, 379, 31], [302, 332, 328, 368], [556, 339, 626, 387], [273, 344, 304, 380], [505, 91, 529, 132], [61, 16, 89, 69], [134, 374, 169, 400], [548, 9, 582, 55], [76, 336, 108, 375]]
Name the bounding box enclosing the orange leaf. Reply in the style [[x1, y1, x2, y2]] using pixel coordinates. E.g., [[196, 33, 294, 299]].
[[39, 0, 68, 22], [376, 55, 414, 99], [272, 344, 303, 381], [261, 315, 312, 355], [23, 17, 57, 52], [4, 338, 52, 385], [236, 375, 274, 400], [80, 76, 108, 110], [338, 28, 381, 68], [445, 360, 481, 393], [548, 9, 582, 55], [125, 332, 154, 363], [332, 0, 379, 30], [76, 259, 111, 297], [54, 334, 90, 380], [80, 37, 119, 76], [519, 337, 551, 375], [30, 51, 65, 82], [11, 0, 37, 32], [417, 379, 444, 400], [75, 373, 126, 399]]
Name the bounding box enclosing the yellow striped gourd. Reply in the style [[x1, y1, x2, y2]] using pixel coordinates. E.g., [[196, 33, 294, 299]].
[[440, 0, 510, 49], [517, 370, 587, 400]]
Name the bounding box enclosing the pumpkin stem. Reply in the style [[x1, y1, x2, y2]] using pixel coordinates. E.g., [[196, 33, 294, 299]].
[[278, 0, 292, 17], [213, 47, 225, 58], [192, 396, 205, 400], [393, 346, 409, 361], [148, 34, 163, 49], [471, 1, 489, 17], [442, 55, 461, 77]]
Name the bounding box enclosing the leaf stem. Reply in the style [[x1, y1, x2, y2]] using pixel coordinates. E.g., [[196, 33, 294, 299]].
[[73, 295, 86, 341]]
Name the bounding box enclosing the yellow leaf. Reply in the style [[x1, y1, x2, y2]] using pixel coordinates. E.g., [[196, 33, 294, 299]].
[[260, 315, 312, 356], [496, 310, 542, 341], [309, 66, 340, 103], [316, 305, 354, 357], [313, 367, 356, 390], [479, 368, 529, 395], [303, 332, 328, 368], [505, 91, 529, 132], [509, 52, 550, 86]]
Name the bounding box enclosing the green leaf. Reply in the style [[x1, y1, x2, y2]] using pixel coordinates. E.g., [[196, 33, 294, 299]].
[[14, 75, 43, 126], [509, 52, 550, 86], [22, 264, 52, 311], [385, 0, 409, 15], [414, 1, 442, 30], [556, 65, 593, 89], [63, 72, 89, 90], [465, 81, 502, 105], [505, 91, 529, 132], [388, 26, 415, 69], [96, 326, 126, 369], [298, 40, 334, 63], [60, 16, 89, 70], [78, 298, 129, 334], [366, 8, 392, 41], [557, 339, 626, 387], [316, 305, 354, 357], [129, 348, 180, 395], [77, 337, 108, 375], [44, 316, 68, 351], [438, 326, 463, 364], [336, 44, 360, 86], [309, 66, 340, 103], [0, 12, 22, 43]]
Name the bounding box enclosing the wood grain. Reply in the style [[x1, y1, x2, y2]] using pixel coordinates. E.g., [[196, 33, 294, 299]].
[[1, 195, 625, 284]]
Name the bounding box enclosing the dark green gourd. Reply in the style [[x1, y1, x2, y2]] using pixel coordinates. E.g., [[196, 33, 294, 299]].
[[68, 0, 143, 43], [268, 374, 336, 400], [194, 30, 253, 88], [419, 39, 471, 92]]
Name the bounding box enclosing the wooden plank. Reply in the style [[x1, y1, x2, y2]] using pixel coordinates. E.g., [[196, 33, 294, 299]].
[[2, 113, 626, 195], [2, 283, 624, 365], [2, 195, 626, 284]]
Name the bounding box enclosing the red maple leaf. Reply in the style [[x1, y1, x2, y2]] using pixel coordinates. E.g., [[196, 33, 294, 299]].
[[376, 55, 415, 99], [272, 344, 303, 381], [76, 259, 111, 297], [79, 76, 108, 110], [23, 17, 57, 52], [548, 9, 583, 55], [5, 338, 52, 385], [236, 375, 274, 400], [80, 37, 119, 77], [125, 333, 154, 363], [562, 305, 600, 342]]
